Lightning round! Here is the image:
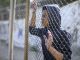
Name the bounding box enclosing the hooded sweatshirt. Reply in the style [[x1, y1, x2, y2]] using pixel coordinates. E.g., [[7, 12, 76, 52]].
[[29, 5, 72, 60]]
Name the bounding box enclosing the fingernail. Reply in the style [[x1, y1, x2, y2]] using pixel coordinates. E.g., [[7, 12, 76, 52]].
[[43, 35, 46, 39], [48, 30, 52, 36]]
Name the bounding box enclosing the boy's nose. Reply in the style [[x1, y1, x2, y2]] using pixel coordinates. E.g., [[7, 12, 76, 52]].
[[41, 17, 44, 20]]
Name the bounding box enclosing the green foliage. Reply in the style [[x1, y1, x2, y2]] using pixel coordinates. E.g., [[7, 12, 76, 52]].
[[0, 0, 77, 7], [39, 0, 77, 7], [0, 0, 10, 7], [0, 0, 26, 7]]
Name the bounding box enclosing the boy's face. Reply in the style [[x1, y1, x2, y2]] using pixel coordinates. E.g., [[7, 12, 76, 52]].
[[41, 10, 49, 27]]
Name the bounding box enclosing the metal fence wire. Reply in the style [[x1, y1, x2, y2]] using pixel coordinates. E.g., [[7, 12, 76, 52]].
[[29, 0, 79, 60], [0, 0, 79, 60]]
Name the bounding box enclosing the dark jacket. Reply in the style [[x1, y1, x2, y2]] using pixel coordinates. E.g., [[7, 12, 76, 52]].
[[29, 5, 72, 60]]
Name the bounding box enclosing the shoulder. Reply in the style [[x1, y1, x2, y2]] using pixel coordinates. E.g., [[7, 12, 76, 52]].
[[60, 29, 71, 37], [62, 30, 71, 39], [61, 30, 72, 45]]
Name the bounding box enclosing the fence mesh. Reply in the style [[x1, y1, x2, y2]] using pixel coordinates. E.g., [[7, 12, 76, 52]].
[[29, 0, 79, 60]]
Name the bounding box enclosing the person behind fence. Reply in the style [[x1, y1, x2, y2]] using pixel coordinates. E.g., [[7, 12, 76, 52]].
[[29, 1, 72, 60]]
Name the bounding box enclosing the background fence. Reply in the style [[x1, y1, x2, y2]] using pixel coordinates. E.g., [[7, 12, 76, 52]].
[[0, 0, 80, 60]]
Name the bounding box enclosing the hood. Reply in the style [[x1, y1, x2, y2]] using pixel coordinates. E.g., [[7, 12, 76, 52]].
[[42, 5, 61, 31]]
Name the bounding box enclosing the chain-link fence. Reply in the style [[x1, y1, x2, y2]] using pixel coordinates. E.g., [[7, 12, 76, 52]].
[[0, 0, 80, 60], [29, 0, 80, 60]]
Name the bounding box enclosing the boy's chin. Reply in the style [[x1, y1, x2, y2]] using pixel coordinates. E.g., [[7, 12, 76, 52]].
[[42, 25, 44, 28], [41, 25, 48, 28]]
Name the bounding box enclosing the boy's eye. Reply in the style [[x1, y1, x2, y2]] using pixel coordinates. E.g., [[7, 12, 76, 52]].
[[42, 15, 46, 18]]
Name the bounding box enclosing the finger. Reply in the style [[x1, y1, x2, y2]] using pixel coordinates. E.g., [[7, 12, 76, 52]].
[[33, 0, 37, 6], [32, 0, 37, 9], [48, 30, 52, 37], [44, 35, 48, 46], [48, 30, 53, 42], [33, 0, 36, 3], [43, 35, 47, 39], [43, 35, 47, 43]]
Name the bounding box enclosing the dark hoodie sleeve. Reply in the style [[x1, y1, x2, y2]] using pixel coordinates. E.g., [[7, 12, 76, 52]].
[[29, 26, 41, 37], [62, 31, 72, 60]]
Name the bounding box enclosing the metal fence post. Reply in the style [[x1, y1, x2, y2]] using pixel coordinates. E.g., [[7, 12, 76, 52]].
[[24, 0, 30, 60], [8, 0, 16, 60]]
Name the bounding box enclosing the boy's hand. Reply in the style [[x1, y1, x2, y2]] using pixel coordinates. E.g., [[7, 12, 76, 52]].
[[32, 0, 37, 13], [44, 30, 53, 49]]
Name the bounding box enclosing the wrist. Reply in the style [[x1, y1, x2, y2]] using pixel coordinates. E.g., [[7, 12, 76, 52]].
[[32, 11, 36, 14], [48, 46, 53, 51]]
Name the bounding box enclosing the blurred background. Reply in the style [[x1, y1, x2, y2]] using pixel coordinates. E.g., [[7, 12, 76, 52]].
[[0, 0, 80, 60]]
